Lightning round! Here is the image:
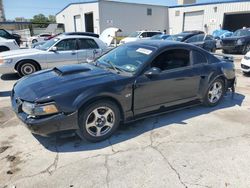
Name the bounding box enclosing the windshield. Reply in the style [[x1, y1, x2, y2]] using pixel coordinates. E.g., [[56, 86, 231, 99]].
[[39, 38, 60, 50], [129, 31, 140, 38], [233, 29, 250, 37], [166, 34, 184, 41], [96, 45, 156, 74]]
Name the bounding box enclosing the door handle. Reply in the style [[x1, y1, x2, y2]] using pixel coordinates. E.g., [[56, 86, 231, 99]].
[[175, 78, 185, 81], [71, 52, 76, 55]]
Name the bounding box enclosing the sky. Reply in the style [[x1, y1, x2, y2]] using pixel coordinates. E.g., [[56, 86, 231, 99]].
[[3, 0, 234, 20]]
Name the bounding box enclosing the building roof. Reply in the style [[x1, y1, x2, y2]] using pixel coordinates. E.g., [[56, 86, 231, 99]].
[[56, 0, 250, 15]]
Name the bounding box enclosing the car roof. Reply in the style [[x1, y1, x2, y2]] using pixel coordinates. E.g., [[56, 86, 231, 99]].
[[136, 30, 163, 33], [56, 35, 98, 40], [125, 40, 197, 50]]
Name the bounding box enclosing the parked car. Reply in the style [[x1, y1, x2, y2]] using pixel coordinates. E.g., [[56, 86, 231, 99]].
[[241, 51, 250, 75], [29, 33, 52, 44], [150, 34, 170, 40], [0, 35, 108, 76], [184, 34, 217, 52], [0, 37, 20, 52], [0, 29, 21, 46], [11, 40, 236, 142], [32, 32, 100, 48], [221, 28, 250, 54], [119, 31, 163, 44], [212, 29, 233, 49], [166, 31, 202, 42]]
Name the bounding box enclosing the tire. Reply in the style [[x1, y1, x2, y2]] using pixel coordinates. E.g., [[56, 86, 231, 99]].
[[78, 100, 121, 142], [17, 61, 39, 77], [203, 78, 225, 107], [243, 71, 250, 76], [243, 44, 250, 55], [0, 46, 10, 52], [32, 39, 38, 44]]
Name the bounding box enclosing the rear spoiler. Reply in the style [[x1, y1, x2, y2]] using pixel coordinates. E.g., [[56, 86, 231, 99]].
[[212, 53, 234, 62]]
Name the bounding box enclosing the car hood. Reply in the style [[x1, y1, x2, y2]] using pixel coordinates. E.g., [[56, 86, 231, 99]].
[[0, 48, 42, 59], [13, 64, 116, 102]]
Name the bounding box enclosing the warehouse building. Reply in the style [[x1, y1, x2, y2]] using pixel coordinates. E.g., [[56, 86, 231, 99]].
[[169, 0, 250, 34], [56, 0, 250, 36], [56, 0, 169, 35]]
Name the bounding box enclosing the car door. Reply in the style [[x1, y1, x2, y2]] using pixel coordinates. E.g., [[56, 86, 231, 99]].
[[46, 38, 78, 68], [134, 48, 202, 115], [77, 38, 102, 63]]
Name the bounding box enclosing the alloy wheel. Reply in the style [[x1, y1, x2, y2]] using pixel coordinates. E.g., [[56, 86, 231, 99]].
[[85, 107, 115, 137], [208, 81, 223, 104]]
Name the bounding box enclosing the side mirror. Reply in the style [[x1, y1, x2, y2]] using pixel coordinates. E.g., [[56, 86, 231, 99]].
[[50, 46, 57, 52], [144, 67, 161, 78], [139, 35, 143, 38]]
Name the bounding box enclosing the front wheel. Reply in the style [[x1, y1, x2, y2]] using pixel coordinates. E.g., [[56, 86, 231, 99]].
[[78, 100, 121, 142], [203, 78, 225, 107], [17, 61, 38, 77], [243, 44, 250, 55]]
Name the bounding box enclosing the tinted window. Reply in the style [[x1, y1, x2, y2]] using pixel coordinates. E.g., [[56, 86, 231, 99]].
[[40, 34, 51, 37], [152, 49, 190, 71], [141, 32, 147, 38], [233, 29, 250, 37], [147, 8, 152, 16], [186, 35, 199, 43], [0, 30, 9, 38], [55, 39, 77, 51], [192, 51, 207, 65], [205, 35, 213, 40], [78, 39, 99, 49], [147, 32, 161, 37]]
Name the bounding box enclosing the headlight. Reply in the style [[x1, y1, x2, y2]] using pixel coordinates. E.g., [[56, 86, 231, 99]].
[[22, 101, 59, 117], [237, 39, 245, 45]]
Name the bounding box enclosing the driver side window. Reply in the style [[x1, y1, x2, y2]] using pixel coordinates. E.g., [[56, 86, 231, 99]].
[[151, 49, 190, 71], [55, 39, 77, 51]]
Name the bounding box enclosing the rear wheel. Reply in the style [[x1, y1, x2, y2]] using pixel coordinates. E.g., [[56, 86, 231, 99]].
[[17, 61, 39, 77], [32, 39, 38, 44], [203, 78, 225, 107], [78, 100, 121, 142]]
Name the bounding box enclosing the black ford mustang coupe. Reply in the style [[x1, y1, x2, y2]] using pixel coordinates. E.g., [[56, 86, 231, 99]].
[[11, 41, 236, 142]]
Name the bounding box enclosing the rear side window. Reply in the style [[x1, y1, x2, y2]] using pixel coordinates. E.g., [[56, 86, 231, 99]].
[[78, 39, 99, 49], [192, 51, 207, 65]]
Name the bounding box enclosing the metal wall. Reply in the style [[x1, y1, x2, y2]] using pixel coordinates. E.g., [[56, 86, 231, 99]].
[[56, 2, 100, 34], [99, 1, 169, 36], [169, 1, 250, 34]]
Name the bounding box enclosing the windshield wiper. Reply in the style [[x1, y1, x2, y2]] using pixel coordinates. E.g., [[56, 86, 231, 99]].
[[103, 60, 128, 74]]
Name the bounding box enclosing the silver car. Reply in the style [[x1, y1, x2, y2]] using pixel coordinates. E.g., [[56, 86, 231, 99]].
[[0, 35, 108, 76]]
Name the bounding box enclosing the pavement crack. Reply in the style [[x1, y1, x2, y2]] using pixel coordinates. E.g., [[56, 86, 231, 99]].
[[150, 117, 158, 147], [104, 155, 110, 188], [108, 138, 116, 153], [151, 146, 188, 188]]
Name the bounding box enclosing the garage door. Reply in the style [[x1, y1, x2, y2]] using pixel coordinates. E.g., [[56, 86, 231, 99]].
[[223, 13, 250, 31], [183, 11, 204, 31], [74, 15, 81, 32]]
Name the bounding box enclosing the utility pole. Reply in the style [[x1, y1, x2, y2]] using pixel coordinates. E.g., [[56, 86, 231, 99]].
[[0, 0, 6, 22]]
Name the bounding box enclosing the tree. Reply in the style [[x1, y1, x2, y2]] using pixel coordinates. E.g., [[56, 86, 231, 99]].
[[48, 15, 56, 23], [31, 14, 49, 24]]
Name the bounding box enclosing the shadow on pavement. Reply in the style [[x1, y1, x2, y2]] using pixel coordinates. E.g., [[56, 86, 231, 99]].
[[1, 73, 20, 81], [34, 92, 245, 153], [0, 91, 11, 97]]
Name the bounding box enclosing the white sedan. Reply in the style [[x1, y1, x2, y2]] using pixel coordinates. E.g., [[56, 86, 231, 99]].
[[0, 37, 19, 52], [0, 35, 108, 76], [241, 51, 250, 74], [29, 33, 52, 44]]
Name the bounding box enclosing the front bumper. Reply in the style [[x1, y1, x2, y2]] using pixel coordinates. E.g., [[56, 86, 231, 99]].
[[222, 44, 244, 53], [0, 64, 15, 74], [241, 58, 250, 73], [11, 92, 79, 136]]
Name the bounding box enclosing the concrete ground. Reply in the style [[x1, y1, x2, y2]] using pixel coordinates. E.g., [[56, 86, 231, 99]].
[[0, 57, 250, 188]]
